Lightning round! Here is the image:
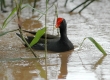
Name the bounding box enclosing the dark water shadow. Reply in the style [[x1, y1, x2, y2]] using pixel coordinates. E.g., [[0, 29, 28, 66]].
[[37, 49, 74, 79], [22, 16, 42, 30], [92, 55, 107, 70], [58, 49, 74, 79]]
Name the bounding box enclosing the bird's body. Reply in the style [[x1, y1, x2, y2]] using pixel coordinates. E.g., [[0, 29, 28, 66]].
[[16, 18, 74, 52]]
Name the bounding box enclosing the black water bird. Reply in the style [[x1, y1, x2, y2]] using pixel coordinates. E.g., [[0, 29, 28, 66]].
[[16, 18, 74, 52]]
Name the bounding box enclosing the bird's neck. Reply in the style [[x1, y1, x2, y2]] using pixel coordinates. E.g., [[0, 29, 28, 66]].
[[59, 19, 68, 40], [60, 27, 68, 40]]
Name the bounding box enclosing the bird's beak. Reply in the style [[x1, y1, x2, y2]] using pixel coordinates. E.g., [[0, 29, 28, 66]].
[[56, 23, 60, 28]]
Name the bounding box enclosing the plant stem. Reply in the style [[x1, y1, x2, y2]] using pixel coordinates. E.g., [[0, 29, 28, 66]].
[[64, 0, 68, 7], [78, 38, 86, 50], [37, 2, 54, 20], [69, 0, 89, 13], [18, 26, 38, 58], [54, 3, 60, 36], [16, 0, 38, 58], [79, 0, 95, 13], [32, 0, 37, 12], [44, 0, 48, 80]]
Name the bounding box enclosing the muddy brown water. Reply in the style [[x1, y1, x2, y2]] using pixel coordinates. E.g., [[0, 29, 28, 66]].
[[0, 0, 110, 80]]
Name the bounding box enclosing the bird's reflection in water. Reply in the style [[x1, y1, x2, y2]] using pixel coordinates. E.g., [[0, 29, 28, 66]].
[[58, 49, 74, 79]]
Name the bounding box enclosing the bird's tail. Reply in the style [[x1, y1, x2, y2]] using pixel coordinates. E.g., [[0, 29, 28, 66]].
[[16, 33, 33, 44], [23, 30, 36, 35], [16, 33, 25, 43]]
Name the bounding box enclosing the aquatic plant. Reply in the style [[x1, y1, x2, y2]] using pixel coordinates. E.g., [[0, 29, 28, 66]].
[[0, 0, 7, 12], [0, 0, 43, 58], [65, 0, 95, 13], [0, 0, 55, 58], [79, 37, 107, 55]]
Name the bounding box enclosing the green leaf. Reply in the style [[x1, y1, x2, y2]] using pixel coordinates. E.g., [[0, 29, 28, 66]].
[[29, 27, 46, 47], [79, 37, 107, 55], [1, 3, 53, 29], [87, 37, 107, 55], [2, 7, 17, 29], [1, 5, 27, 29]]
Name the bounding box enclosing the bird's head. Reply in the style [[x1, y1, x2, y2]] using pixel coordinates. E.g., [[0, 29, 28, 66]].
[[56, 18, 64, 28]]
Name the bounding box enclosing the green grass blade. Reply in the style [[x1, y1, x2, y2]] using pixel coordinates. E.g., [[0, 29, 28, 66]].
[[87, 37, 107, 55], [30, 27, 46, 47], [26, 4, 45, 14], [79, 37, 107, 55], [1, 4, 27, 29], [0, 29, 18, 37], [2, 7, 17, 29], [0, 32, 9, 36]]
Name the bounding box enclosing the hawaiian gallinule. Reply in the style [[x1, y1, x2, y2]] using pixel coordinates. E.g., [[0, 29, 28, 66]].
[[16, 18, 74, 52]]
